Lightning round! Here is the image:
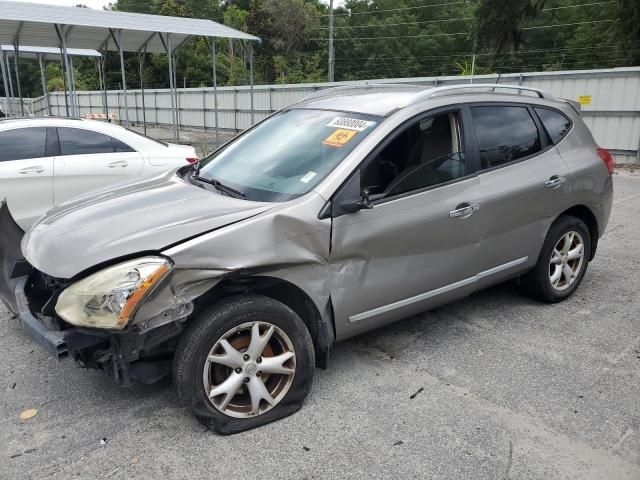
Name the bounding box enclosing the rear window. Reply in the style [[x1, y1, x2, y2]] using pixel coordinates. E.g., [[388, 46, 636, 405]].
[[0, 127, 48, 161], [535, 107, 571, 144], [471, 106, 542, 169]]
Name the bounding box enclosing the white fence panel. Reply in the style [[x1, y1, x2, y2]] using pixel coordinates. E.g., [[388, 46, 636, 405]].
[[10, 66, 640, 163]]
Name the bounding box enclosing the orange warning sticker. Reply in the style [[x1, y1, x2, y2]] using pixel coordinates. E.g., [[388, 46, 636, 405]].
[[322, 128, 357, 147]]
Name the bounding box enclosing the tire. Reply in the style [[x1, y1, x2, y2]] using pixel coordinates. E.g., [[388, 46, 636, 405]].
[[173, 294, 315, 434], [520, 215, 591, 303]]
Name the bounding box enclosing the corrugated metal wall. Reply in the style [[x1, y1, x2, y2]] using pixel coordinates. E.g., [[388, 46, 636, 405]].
[[33, 66, 640, 163]]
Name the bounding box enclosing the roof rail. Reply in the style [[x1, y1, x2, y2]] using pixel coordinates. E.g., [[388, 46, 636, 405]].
[[298, 83, 423, 103], [412, 83, 552, 103]]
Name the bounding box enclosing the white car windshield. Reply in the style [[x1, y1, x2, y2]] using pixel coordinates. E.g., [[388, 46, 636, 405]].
[[196, 109, 381, 202]]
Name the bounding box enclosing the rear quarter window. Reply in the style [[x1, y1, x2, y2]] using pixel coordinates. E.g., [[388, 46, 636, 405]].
[[534, 107, 572, 144], [113, 138, 136, 152]]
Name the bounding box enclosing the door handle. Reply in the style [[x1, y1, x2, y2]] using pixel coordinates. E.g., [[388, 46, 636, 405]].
[[545, 175, 566, 189], [108, 160, 128, 168], [449, 203, 480, 218], [18, 166, 45, 174]]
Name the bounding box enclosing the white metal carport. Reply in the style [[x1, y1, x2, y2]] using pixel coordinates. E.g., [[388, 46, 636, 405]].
[[0, 1, 260, 142], [1, 45, 101, 117]]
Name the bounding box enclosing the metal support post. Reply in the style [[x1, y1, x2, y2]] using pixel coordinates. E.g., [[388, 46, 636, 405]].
[[12, 44, 24, 116], [249, 42, 254, 125], [59, 55, 68, 116], [37, 54, 50, 116], [110, 29, 129, 126], [328, 0, 334, 82], [69, 55, 78, 116], [56, 25, 77, 117], [139, 50, 147, 135], [0, 48, 12, 116], [211, 37, 219, 147], [161, 33, 178, 142]]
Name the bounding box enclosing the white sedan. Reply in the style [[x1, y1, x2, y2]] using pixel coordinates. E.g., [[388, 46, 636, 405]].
[[0, 117, 198, 230]]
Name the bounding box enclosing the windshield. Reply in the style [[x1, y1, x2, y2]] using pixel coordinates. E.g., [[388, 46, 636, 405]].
[[196, 109, 381, 202]]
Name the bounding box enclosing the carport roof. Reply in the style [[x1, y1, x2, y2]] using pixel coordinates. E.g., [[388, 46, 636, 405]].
[[1, 44, 101, 59], [0, 1, 259, 54]]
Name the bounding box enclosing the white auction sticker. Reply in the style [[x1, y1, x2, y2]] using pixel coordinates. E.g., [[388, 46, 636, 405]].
[[300, 171, 317, 183], [326, 117, 376, 132]]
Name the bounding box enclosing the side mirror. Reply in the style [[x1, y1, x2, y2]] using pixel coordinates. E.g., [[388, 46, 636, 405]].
[[357, 188, 375, 209], [331, 173, 382, 217]]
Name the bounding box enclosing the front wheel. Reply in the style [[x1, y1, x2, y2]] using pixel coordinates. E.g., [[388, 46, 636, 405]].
[[520, 215, 591, 303], [173, 294, 315, 434]]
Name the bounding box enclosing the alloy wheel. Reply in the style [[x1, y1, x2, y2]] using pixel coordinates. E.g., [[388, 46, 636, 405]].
[[203, 321, 296, 418], [549, 230, 585, 291]]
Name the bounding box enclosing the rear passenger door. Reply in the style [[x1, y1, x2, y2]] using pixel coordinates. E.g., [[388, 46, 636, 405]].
[[0, 127, 55, 229], [53, 127, 144, 205], [470, 103, 572, 282]]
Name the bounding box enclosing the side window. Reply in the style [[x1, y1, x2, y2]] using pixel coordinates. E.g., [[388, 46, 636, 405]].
[[471, 106, 541, 169], [113, 138, 136, 153], [0, 127, 47, 161], [534, 107, 571, 144], [58, 128, 115, 156], [360, 111, 465, 199]]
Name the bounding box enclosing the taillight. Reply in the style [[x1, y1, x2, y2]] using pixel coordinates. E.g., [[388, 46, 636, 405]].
[[596, 148, 614, 175], [186, 157, 199, 164]]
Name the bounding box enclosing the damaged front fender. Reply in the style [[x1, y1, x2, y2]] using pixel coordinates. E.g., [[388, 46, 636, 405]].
[[133, 192, 335, 351]]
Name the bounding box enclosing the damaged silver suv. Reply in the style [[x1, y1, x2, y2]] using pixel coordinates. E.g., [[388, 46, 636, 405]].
[[0, 84, 613, 434]]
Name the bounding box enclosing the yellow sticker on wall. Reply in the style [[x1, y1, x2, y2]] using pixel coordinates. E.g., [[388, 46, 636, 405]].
[[578, 95, 592, 106], [323, 128, 357, 148]]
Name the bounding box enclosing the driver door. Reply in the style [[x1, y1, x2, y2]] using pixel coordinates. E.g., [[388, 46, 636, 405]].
[[329, 108, 483, 339]]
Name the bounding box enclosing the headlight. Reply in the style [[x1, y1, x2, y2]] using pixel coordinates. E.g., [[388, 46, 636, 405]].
[[55, 256, 172, 330]]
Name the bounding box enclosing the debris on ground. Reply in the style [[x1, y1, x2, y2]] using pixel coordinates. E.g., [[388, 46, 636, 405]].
[[100, 438, 108, 446], [409, 387, 424, 399], [103, 456, 140, 478], [394, 440, 404, 446], [302, 446, 310, 452], [19, 408, 38, 421]]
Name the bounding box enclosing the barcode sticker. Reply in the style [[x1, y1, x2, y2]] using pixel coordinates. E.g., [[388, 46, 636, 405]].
[[326, 117, 376, 132]]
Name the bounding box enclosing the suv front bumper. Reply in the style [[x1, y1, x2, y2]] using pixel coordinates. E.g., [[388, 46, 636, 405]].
[[0, 202, 177, 385]]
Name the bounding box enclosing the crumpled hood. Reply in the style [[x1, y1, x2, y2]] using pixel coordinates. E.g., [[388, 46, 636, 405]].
[[22, 171, 272, 279]]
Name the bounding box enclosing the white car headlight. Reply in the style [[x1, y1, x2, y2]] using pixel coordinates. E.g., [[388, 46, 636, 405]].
[[55, 256, 172, 330]]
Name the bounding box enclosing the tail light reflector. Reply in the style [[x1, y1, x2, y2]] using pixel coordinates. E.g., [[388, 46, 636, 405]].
[[596, 148, 614, 175], [186, 157, 199, 164]]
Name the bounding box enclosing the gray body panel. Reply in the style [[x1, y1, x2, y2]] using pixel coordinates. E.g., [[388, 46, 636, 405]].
[[330, 176, 481, 339], [473, 146, 571, 275], [22, 169, 272, 279], [15, 87, 613, 347]]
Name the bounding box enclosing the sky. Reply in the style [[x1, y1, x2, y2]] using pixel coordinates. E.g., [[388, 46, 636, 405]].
[[14, 0, 345, 8]]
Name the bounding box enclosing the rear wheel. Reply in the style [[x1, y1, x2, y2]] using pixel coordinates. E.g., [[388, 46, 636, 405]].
[[520, 215, 591, 302], [173, 294, 315, 434]]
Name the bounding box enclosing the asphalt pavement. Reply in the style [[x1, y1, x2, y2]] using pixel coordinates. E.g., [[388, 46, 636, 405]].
[[1, 170, 639, 480]]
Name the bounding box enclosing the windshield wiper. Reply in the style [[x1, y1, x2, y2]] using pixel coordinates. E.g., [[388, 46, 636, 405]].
[[192, 175, 246, 198]]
